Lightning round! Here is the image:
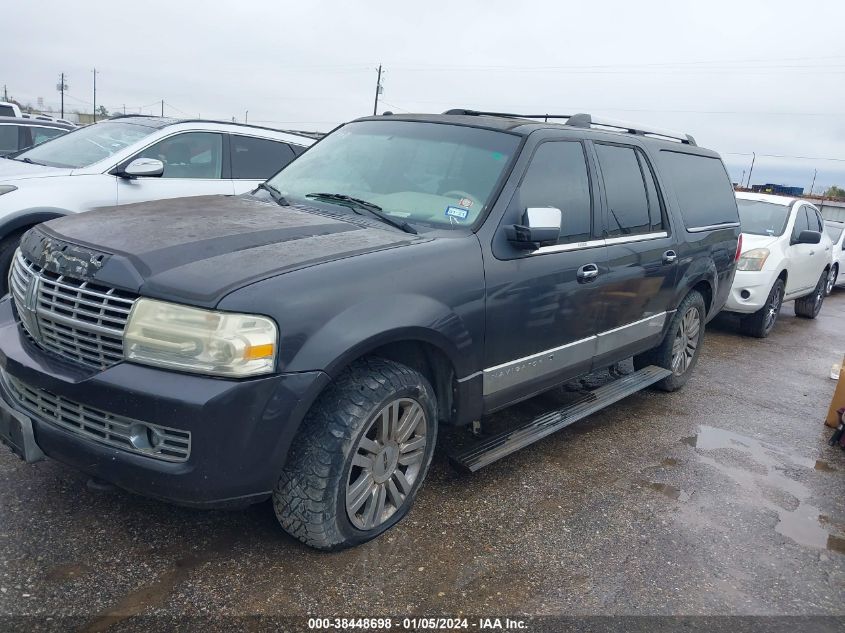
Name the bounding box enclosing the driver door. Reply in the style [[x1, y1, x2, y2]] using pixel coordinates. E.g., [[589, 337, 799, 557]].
[[115, 131, 234, 206], [787, 206, 817, 293]]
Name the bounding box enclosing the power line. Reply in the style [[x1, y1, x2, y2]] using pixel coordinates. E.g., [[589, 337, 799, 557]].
[[723, 152, 845, 163]]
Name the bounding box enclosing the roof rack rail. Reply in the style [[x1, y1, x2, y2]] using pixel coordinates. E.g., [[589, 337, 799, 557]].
[[442, 109, 696, 145]]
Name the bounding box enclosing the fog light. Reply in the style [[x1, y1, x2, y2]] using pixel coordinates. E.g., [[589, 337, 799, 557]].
[[128, 424, 165, 451], [740, 289, 751, 299]]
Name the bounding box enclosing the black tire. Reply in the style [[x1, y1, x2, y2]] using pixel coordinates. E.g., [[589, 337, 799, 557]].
[[633, 290, 706, 392], [794, 270, 827, 319], [739, 278, 784, 338], [0, 229, 26, 295], [273, 357, 438, 550], [825, 264, 838, 296]]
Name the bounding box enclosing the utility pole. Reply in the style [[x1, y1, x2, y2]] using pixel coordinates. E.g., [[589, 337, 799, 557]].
[[92, 68, 98, 122], [161, 100, 164, 116], [245, 110, 248, 124], [746, 152, 756, 188], [809, 169, 817, 195], [373, 64, 383, 116], [57, 73, 67, 118], [2, 85, 7, 101]]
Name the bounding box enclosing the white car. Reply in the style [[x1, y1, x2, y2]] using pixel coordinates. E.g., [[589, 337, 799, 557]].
[[826, 220, 845, 294], [0, 102, 22, 118], [725, 192, 832, 337], [0, 116, 314, 291]]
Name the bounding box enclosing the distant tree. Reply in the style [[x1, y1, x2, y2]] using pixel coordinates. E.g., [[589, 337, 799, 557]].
[[97, 105, 109, 118], [824, 185, 845, 198]]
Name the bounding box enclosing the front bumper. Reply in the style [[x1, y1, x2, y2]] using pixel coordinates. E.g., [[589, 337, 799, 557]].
[[723, 269, 779, 314], [0, 297, 330, 508]]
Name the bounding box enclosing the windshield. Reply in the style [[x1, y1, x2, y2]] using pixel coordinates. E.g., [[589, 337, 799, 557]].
[[267, 120, 520, 227], [15, 120, 156, 168], [826, 223, 844, 245], [736, 199, 791, 237]]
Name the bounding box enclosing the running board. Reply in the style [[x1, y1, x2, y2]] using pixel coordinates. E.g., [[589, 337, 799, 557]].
[[450, 365, 672, 473]]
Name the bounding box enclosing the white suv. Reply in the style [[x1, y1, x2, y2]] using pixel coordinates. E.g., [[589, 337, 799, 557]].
[[826, 220, 845, 294], [725, 192, 832, 337], [0, 116, 314, 291]]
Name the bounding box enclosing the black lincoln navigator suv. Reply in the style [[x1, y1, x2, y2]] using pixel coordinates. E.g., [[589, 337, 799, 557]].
[[0, 111, 740, 549]]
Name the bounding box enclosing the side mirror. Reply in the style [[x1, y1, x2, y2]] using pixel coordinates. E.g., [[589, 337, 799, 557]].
[[121, 158, 164, 178], [793, 230, 822, 245], [506, 207, 562, 250]]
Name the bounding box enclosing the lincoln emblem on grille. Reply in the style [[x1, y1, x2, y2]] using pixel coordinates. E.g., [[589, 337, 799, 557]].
[[21, 273, 41, 340]]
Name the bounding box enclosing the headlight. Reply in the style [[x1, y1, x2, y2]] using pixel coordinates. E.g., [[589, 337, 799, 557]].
[[0, 185, 17, 196], [736, 248, 770, 272], [123, 298, 277, 377]]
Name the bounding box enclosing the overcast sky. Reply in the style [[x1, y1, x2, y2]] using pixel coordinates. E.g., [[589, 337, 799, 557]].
[[3, 0, 844, 191]]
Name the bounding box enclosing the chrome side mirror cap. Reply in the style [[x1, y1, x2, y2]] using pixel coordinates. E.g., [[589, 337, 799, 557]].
[[506, 207, 562, 250]]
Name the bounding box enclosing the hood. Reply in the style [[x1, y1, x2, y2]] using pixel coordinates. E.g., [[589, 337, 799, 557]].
[[740, 232, 779, 252], [0, 157, 74, 180], [24, 195, 424, 306]]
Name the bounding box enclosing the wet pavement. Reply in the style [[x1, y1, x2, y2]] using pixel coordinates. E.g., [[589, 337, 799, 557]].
[[1, 292, 844, 627]]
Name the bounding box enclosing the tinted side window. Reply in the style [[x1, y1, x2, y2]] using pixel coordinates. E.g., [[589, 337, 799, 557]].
[[0, 125, 18, 153], [791, 207, 809, 240], [658, 151, 739, 229], [595, 144, 651, 237], [518, 141, 592, 244], [231, 135, 295, 180], [31, 126, 65, 146], [0, 105, 15, 117], [137, 132, 223, 179]]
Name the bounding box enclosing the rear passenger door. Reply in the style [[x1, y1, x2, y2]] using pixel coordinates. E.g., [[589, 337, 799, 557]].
[[229, 134, 297, 194], [483, 139, 607, 409], [590, 142, 677, 365]]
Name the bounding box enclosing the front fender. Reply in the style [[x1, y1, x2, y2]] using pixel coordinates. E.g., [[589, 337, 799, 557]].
[[0, 208, 70, 241], [289, 293, 477, 379]]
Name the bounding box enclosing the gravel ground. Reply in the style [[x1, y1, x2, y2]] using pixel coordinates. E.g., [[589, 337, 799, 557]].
[[0, 291, 843, 631]]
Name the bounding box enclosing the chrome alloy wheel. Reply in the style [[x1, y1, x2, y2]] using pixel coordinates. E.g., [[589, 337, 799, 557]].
[[671, 307, 700, 376], [765, 285, 783, 332], [826, 268, 837, 295], [345, 398, 428, 530]]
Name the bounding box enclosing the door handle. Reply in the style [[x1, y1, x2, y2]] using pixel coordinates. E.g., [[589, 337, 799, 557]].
[[577, 263, 599, 283], [663, 250, 678, 264], [809, 250, 815, 256]]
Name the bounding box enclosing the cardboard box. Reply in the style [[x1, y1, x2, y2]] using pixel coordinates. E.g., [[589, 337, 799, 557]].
[[825, 355, 845, 428]]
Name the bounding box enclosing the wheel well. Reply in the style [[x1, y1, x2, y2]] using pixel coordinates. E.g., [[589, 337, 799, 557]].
[[777, 269, 788, 284], [691, 280, 713, 315], [364, 340, 457, 424]]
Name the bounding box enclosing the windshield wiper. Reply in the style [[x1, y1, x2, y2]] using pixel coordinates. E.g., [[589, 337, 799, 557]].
[[305, 192, 417, 235], [9, 156, 45, 166], [255, 182, 289, 206]]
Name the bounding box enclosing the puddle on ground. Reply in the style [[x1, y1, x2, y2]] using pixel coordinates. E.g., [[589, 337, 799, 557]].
[[634, 479, 691, 502], [682, 425, 844, 554]]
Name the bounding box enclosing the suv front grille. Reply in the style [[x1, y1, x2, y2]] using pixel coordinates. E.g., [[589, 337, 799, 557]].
[[2, 371, 191, 462], [10, 251, 137, 370]]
